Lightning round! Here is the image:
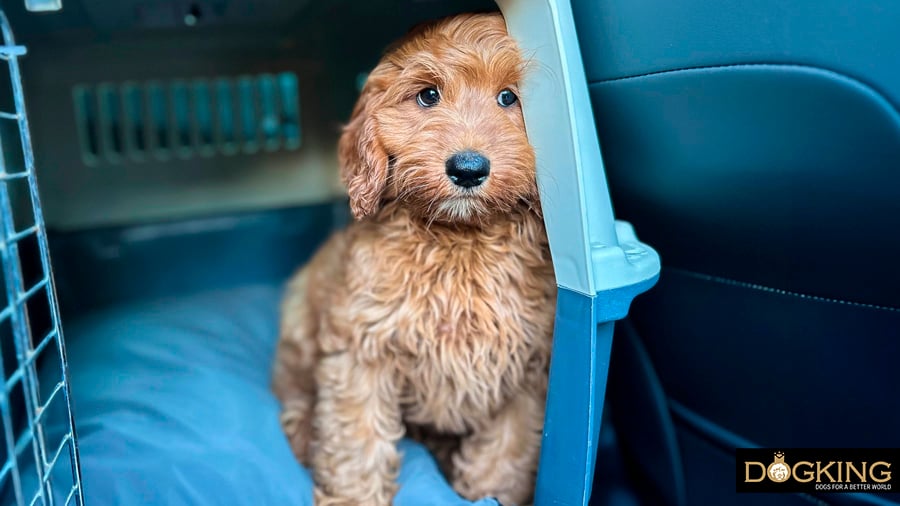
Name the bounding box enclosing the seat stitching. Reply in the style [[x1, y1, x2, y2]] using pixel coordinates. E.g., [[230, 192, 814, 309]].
[[669, 267, 900, 314]]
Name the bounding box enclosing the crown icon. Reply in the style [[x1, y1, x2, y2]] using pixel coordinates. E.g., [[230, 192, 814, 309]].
[[774, 452, 784, 461]]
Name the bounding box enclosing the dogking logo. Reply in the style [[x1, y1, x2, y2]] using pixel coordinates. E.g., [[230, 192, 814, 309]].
[[736, 448, 899, 494], [767, 452, 790, 483]]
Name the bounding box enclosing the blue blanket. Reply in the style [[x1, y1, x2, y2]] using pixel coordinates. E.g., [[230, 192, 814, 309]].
[[21, 285, 498, 505]]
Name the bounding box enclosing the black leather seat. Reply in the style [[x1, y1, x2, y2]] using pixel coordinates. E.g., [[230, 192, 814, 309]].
[[570, 1, 900, 504]]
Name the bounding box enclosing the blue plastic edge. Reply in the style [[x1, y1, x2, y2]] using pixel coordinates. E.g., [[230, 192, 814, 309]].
[[535, 272, 659, 506], [595, 274, 660, 324]]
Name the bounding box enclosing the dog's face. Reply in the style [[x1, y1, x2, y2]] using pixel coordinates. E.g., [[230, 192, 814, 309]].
[[338, 12, 538, 223]]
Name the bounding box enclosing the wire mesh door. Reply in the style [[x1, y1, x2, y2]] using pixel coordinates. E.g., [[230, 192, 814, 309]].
[[0, 8, 84, 506]]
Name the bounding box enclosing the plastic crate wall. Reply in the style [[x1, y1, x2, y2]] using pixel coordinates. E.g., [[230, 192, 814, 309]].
[[0, 8, 83, 506]]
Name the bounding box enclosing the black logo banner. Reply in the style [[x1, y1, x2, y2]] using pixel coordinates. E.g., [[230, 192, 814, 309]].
[[736, 448, 899, 494]]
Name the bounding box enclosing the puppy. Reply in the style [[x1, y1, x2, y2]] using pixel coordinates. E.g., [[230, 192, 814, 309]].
[[272, 12, 556, 506]]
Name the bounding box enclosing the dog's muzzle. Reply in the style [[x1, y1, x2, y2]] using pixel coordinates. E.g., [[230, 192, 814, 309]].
[[445, 150, 490, 188]]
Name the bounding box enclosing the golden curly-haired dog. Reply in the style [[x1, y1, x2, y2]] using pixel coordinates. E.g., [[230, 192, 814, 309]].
[[272, 12, 556, 506]]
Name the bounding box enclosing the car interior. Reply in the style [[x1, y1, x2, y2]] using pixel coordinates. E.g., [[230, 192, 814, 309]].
[[0, 0, 897, 505]]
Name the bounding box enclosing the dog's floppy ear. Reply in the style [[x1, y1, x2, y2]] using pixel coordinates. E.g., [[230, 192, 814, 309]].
[[338, 67, 391, 220]]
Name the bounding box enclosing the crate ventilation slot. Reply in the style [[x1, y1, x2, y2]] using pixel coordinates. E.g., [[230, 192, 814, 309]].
[[73, 72, 301, 164]]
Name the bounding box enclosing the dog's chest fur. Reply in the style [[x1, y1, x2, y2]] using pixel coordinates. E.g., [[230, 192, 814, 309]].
[[337, 206, 556, 433]]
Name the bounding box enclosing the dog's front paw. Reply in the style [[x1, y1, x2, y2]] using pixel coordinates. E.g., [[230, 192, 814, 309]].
[[452, 476, 528, 506], [313, 487, 356, 506], [314, 486, 393, 506], [452, 478, 501, 505]]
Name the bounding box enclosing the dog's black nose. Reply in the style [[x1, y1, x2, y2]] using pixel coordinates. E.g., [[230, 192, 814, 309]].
[[445, 151, 490, 188]]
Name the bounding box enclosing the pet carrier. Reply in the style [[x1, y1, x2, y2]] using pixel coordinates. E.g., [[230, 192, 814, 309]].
[[0, 0, 658, 505]]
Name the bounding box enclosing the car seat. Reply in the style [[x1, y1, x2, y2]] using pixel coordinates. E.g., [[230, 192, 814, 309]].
[[570, 1, 900, 505]]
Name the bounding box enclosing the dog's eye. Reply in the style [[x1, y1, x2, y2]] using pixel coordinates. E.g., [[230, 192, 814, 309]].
[[497, 89, 518, 107], [416, 88, 441, 108]]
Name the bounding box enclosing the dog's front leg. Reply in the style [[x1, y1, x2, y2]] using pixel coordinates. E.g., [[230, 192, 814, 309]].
[[451, 389, 546, 506], [312, 351, 403, 506]]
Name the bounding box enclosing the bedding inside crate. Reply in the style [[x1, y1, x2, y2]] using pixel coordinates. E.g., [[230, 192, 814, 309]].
[[15, 277, 499, 505]]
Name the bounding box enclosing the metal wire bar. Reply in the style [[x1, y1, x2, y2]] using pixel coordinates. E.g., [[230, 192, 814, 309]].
[[0, 8, 83, 506]]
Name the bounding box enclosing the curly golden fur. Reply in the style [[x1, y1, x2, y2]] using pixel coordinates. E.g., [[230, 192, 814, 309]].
[[272, 12, 556, 506]]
